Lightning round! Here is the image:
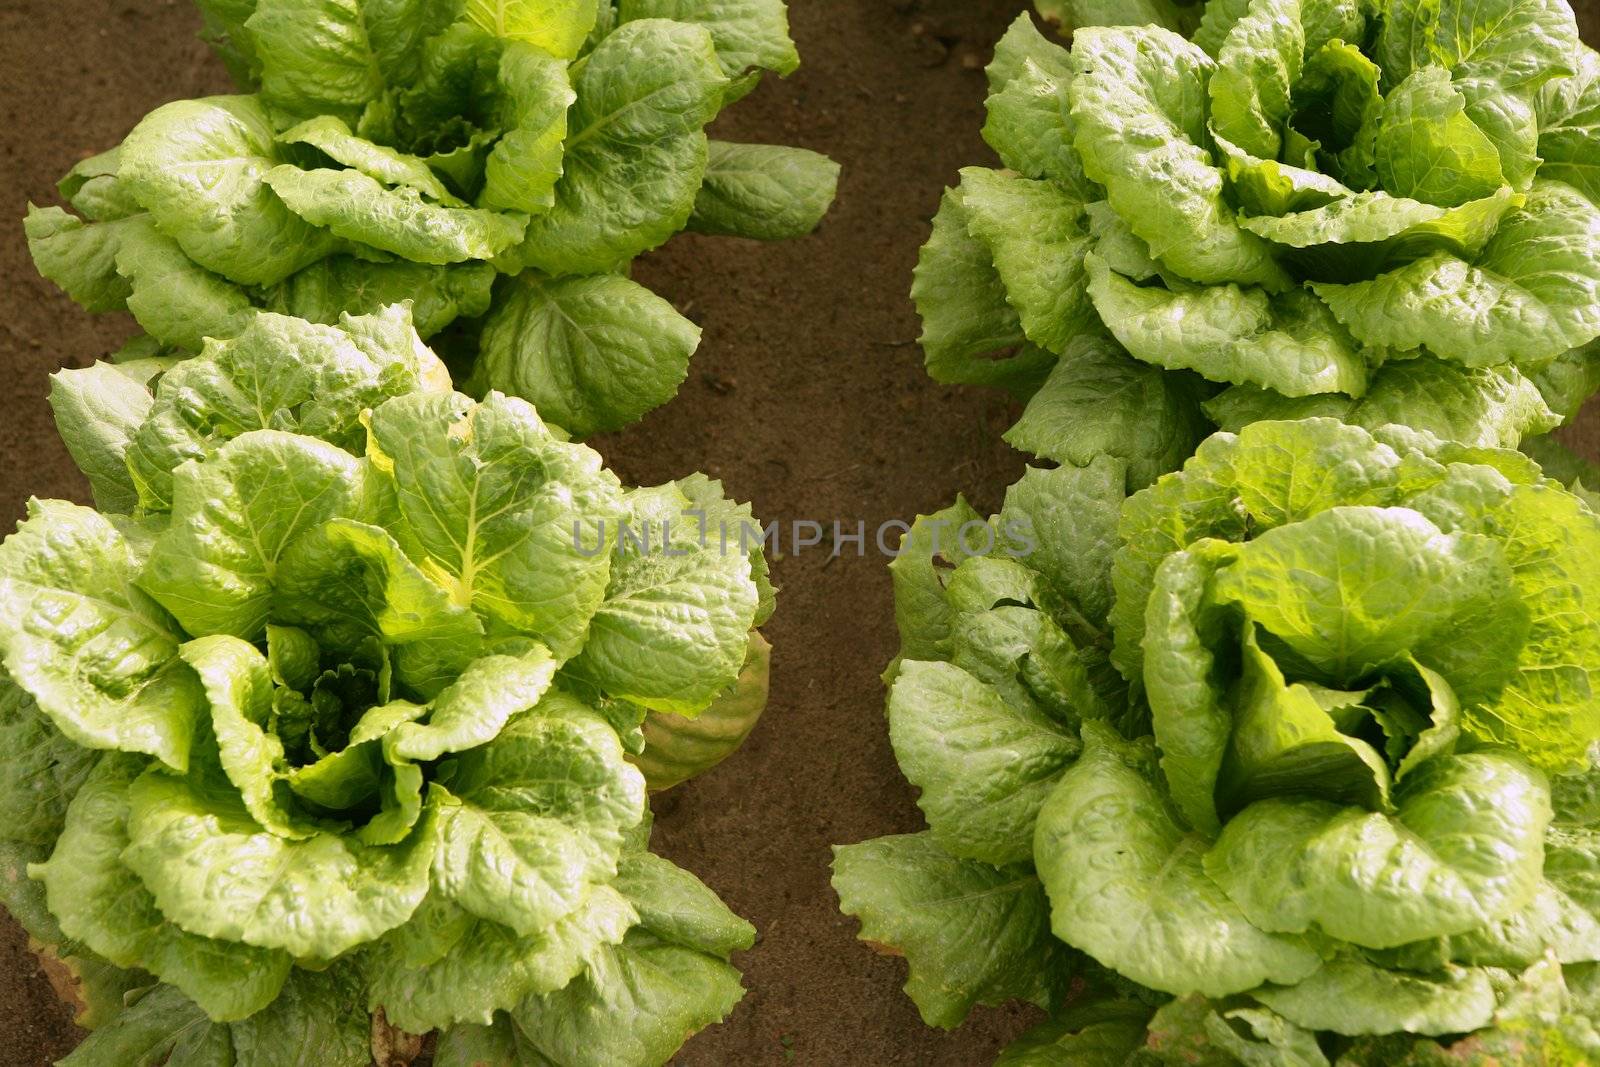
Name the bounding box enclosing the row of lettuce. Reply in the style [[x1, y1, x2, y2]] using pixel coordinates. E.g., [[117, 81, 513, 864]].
[[833, 1, 1600, 1064], [4, 1, 835, 1064]]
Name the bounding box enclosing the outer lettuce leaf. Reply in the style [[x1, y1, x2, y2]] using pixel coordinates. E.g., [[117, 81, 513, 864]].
[[686, 140, 840, 240], [1314, 181, 1600, 368], [34, 757, 293, 1021], [982, 15, 1098, 199], [122, 765, 440, 958], [119, 95, 338, 285], [467, 272, 699, 438], [47, 361, 160, 514], [1377, 0, 1579, 94], [112, 217, 257, 351], [995, 998, 1152, 1065], [1253, 956, 1499, 1036], [22, 205, 133, 313], [365, 887, 636, 1032], [508, 852, 753, 1067], [958, 167, 1096, 356], [911, 185, 1047, 396], [1035, 722, 1322, 997], [1204, 357, 1562, 450], [0, 675, 100, 848], [1207, 752, 1551, 948], [888, 660, 1081, 866], [832, 832, 1068, 1029], [0, 500, 201, 771], [58, 966, 371, 1067], [564, 482, 759, 716], [1425, 479, 1600, 768], [632, 630, 770, 791]]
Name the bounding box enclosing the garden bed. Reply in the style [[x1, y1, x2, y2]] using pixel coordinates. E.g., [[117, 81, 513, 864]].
[[2, 1, 1598, 1064]]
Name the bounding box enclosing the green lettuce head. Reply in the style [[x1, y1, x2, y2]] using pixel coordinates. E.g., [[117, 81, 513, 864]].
[[917, 0, 1600, 479], [26, 0, 838, 437], [1, 306, 772, 1066], [834, 418, 1600, 1063]]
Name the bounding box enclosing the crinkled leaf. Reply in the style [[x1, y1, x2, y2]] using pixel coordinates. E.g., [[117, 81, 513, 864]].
[[35, 757, 293, 1021], [23, 204, 132, 313], [1069, 26, 1290, 290], [889, 660, 1081, 866], [366, 887, 636, 1032], [264, 256, 495, 339], [617, 0, 799, 78], [1004, 334, 1212, 489], [912, 186, 1047, 396], [366, 390, 621, 658], [687, 140, 838, 240], [564, 482, 758, 716], [0, 500, 200, 771], [1088, 254, 1368, 397], [246, 0, 385, 121], [119, 95, 337, 285], [1376, 67, 1507, 208], [467, 272, 698, 438], [1205, 358, 1561, 450], [122, 769, 439, 958], [832, 832, 1068, 1030], [464, 0, 597, 57], [1314, 181, 1600, 368], [127, 307, 443, 511], [48, 361, 157, 514], [1208, 0, 1303, 162], [264, 166, 527, 264], [1207, 752, 1551, 947], [479, 42, 574, 216], [113, 216, 256, 351], [1253, 956, 1498, 1036], [1035, 722, 1321, 996], [506, 20, 726, 275], [958, 167, 1095, 356], [140, 430, 363, 640], [279, 115, 458, 202]]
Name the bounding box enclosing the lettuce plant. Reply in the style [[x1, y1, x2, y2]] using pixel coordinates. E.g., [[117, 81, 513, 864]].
[[834, 418, 1600, 1063], [916, 0, 1600, 481], [26, 0, 838, 437], [0, 305, 773, 1066]]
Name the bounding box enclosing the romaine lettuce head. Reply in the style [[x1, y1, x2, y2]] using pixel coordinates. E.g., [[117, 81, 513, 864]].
[[26, 0, 839, 437], [3, 306, 768, 1066], [919, 0, 1600, 471], [834, 418, 1600, 1063]]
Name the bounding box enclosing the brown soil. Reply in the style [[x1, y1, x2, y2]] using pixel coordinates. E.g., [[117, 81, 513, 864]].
[[2, 2, 1599, 1066]]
